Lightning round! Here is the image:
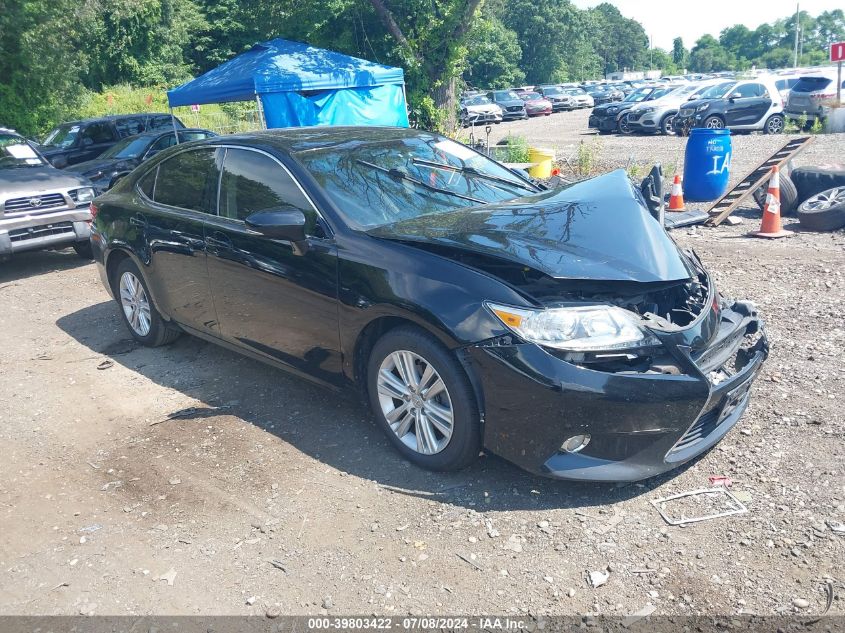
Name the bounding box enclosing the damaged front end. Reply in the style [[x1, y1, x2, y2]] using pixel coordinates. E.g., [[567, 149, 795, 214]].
[[371, 169, 769, 481]]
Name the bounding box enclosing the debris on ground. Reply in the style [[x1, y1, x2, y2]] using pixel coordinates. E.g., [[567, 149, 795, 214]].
[[587, 569, 610, 588], [158, 569, 177, 586], [651, 488, 749, 525]]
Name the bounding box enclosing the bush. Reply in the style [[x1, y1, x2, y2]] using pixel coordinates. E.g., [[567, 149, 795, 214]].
[[503, 134, 531, 163]]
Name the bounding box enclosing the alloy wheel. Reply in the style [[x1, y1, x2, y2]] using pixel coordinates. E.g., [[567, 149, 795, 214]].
[[376, 350, 454, 455], [766, 116, 784, 134], [119, 271, 151, 337], [804, 187, 845, 211], [705, 117, 724, 129]]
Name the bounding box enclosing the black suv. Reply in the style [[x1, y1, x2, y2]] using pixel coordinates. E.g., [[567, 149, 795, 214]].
[[39, 114, 185, 169]]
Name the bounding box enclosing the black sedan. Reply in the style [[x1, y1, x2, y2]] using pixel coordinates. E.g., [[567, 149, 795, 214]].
[[66, 128, 216, 193], [89, 127, 768, 481]]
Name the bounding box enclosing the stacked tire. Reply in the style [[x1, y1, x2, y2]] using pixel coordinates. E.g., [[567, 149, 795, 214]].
[[791, 166, 845, 232]]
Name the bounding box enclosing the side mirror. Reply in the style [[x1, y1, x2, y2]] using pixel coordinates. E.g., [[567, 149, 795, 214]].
[[245, 207, 307, 242]]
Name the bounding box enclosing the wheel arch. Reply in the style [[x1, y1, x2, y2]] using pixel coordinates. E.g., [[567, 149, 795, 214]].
[[104, 247, 169, 319], [352, 315, 486, 424]]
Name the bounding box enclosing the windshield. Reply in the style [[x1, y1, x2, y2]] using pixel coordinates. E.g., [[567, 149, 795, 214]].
[[464, 95, 491, 106], [42, 123, 81, 148], [563, 88, 585, 96], [540, 86, 563, 95], [295, 135, 537, 230], [0, 134, 48, 168], [521, 92, 543, 101], [100, 136, 153, 159], [624, 87, 652, 102], [698, 81, 736, 99]]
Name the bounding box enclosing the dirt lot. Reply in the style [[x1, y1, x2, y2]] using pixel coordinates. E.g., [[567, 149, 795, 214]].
[[1, 113, 844, 619]]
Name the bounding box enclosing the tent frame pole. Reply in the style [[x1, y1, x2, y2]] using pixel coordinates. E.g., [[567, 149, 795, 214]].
[[170, 108, 179, 144], [255, 94, 266, 129]]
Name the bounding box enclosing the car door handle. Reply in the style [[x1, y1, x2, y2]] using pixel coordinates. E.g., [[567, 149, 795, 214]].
[[129, 214, 147, 228], [171, 231, 205, 250]]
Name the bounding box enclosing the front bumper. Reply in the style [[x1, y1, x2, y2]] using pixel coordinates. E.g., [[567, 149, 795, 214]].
[[674, 111, 705, 133], [470, 300, 768, 481], [502, 109, 528, 120], [463, 112, 503, 125], [589, 114, 621, 131], [0, 207, 92, 259]]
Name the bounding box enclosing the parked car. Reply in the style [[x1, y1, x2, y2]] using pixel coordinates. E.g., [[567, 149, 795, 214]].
[[770, 72, 803, 101], [674, 77, 785, 135], [561, 88, 594, 108], [66, 128, 217, 194], [625, 80, 725, 135], [459, 95, 503, 126], [91, 126, 768, 481], [589, 85, 675, 134], [39, 114, 185, 169], [518, 91, 553, 117], [486, 90, 528, 121], [583, 85, 620, 105], [785, 73, 845, 126], [536, 86, 575, 111], [0, 128, 96, 260]]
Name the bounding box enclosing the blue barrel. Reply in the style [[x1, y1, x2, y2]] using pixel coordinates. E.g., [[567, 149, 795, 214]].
[[683, 128, 732, 202]]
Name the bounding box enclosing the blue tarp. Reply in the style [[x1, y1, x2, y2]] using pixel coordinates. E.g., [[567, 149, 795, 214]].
[[167, 38, 408, 128]]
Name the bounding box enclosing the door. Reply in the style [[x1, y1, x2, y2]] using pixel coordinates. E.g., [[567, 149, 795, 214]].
[[203, 147, 342, 385], [726, 83, 770, 126], [73, 122, 120, 164], [133, 147, 220, 332]]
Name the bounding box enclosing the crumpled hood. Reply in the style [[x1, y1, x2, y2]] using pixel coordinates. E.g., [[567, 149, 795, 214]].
[[368, 169, 692, 283], [0, 166, 92, 196]]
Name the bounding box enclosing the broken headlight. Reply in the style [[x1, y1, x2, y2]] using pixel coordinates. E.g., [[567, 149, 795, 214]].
[[486, 303, 660, 352]]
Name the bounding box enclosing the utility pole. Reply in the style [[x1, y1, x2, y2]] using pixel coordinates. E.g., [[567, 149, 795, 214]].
[[793, 3, 800, 67]]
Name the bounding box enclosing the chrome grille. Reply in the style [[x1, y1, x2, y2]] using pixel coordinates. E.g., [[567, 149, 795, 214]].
[[9, 222, 75, 242], [4, 192, 67, 213]]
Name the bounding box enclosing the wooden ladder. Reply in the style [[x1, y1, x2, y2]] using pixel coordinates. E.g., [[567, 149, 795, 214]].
[[706, 136, 814, 226]]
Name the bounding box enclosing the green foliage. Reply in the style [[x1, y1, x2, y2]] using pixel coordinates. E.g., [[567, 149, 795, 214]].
[[503, 134, 530, 163], [465, 18, 525, 89]]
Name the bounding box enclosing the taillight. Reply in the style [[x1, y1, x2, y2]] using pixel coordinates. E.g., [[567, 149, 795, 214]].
[[89, 202, 99, 220]]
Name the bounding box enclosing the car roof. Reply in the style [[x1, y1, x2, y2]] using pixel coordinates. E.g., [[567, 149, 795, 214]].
[[54, 113, 175, 126], [123, 127, 212, 141], [200, 126, 439, 154]]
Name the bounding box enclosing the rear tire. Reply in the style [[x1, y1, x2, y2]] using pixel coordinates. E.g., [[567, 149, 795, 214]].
[[764, 114, 785, 135], [367, 326, 480, 472], [113, 259, 181, 347], [660, 114, 675, 135], [796, 187, 845, 231]]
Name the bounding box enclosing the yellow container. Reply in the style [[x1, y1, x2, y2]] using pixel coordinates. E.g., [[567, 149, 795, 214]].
[[528, 147, 555, 179]]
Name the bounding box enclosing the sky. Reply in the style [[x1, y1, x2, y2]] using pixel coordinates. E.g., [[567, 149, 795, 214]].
[[572, 0, 844, 51]]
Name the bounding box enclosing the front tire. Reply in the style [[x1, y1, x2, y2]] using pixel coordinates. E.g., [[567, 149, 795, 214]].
[[618, 113, 633, 135], [704, 115, 725, 129], [660, 114, 676, 135], [113, 259, 181, 347], [367, 326, 481, 472], [73, 241, 93, 259]]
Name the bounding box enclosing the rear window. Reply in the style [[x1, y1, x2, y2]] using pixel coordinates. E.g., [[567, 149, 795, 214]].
[[792, 77, 832, 93], [152, 148, 219, 213]]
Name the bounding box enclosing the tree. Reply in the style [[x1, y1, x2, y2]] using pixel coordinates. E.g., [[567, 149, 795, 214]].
[[588, 3, 648, 75], [672, 37, 687, 69], [465, 18, 525, 89], [367, 0, 484, 130], [649, 48, 678, 75], [689, 34, 735, 72]]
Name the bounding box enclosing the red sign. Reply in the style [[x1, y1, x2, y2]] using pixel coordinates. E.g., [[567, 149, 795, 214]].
[[832, 41, 845, 63]]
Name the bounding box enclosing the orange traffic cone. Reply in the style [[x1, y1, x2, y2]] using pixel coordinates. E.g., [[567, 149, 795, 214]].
[[667, 174, 685, 212], [750, 166, 792, 239]]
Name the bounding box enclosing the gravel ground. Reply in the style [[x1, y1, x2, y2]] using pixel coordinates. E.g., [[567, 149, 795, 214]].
[[1, 114, 844, 620]]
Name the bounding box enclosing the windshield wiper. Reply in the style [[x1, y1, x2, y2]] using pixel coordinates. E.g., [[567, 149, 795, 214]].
[[355, 159, 485, 204], [411, 158, 537, 193]]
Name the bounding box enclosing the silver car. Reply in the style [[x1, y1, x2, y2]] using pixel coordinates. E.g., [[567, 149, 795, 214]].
[[460, 95, 504, 127]]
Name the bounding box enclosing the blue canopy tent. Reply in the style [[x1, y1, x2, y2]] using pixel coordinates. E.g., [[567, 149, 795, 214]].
[[167, 38, 409, 128]]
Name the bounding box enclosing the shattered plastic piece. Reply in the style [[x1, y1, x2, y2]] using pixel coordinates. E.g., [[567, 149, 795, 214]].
[[650, 488, 748, 526], [708, 475, 733, 488], [588, 569, 609, 588], [158, 568, 177, 586], [622, 604, 656, 628], [826, 520, 845, 534]]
